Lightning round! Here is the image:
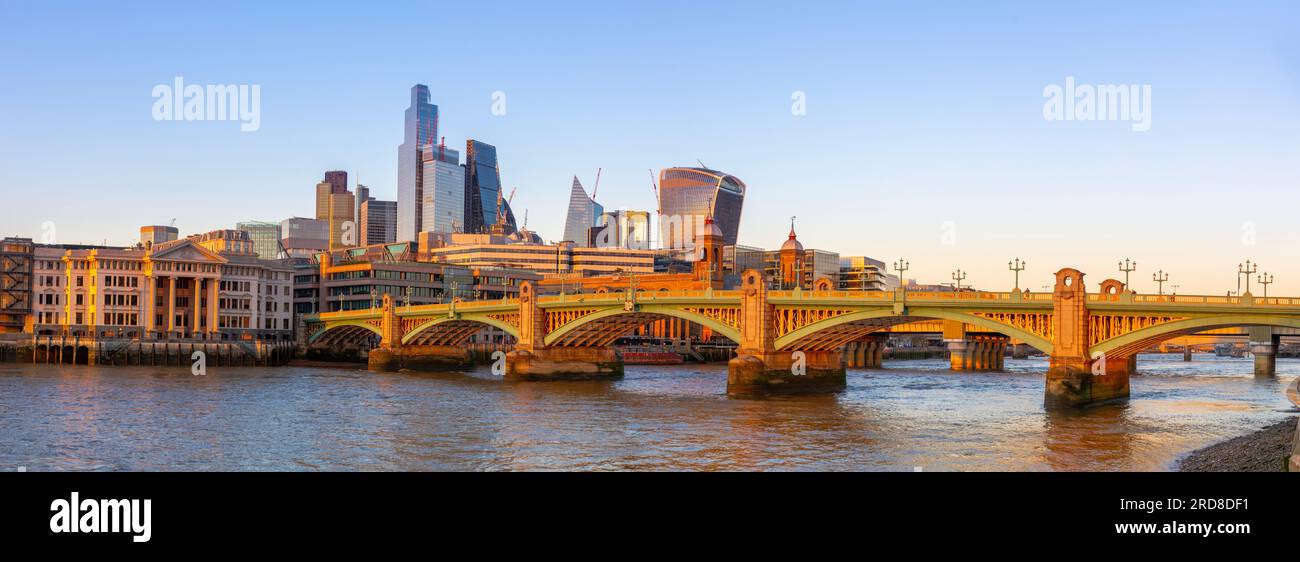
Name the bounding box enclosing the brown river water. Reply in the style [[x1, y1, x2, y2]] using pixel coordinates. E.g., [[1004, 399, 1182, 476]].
[[1, 353, 1296, 471]]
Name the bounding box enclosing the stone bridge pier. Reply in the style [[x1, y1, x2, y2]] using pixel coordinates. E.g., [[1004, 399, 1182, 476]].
[[504, 282, 623, 381], [942, 321, 1007, 371], [727, 271, 846, 396], [845, 335, 887, 369], [1248, 326, 1279, 377], [367, 295, 474, 372], [1044, 269, 1130, 407]]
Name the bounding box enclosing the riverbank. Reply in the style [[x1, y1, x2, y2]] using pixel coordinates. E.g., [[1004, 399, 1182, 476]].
[[1177, 416, 1297, 472]]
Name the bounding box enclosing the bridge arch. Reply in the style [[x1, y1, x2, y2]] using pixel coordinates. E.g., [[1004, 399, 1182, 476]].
[[543, 304, 743, 347], [773, 307, 1054, 354], [1090, 314, 1300, 358], [307, 321, 382, 345], [400, 315, 520, 345]]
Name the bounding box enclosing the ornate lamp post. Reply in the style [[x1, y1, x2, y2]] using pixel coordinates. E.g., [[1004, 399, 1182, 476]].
[[1259, 273, 1274, 298], [1152, 270, 1169, 295], [1118, 258, 1137, 288], [951, 269, 967, 291], [893, 259, 910, 303], [404, 285, 413, 309], [1239, 260, 1258, 295], [370, 287, 378, 309], [1008, 258, 1025, 291]]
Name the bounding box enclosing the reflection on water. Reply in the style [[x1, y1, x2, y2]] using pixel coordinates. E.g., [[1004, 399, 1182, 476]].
[[0, 353, 1295, 471]]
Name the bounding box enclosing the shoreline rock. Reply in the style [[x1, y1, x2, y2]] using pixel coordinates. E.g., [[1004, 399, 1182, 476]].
[[1177, 416, 1297, 472]]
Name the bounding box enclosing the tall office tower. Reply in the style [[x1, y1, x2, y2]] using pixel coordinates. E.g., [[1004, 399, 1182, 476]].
[[360, 199, 398, 246], [463, 140, 516, 234], [323, 170, 349, 194], [315, 180, 355, 250], [420, 145, 465, 234], [562, 176, 604, 245], [397, 84, 438, 242], [236, 220, 282, 258], [657, 167, 746, 249], [354, 184, 372, 224]]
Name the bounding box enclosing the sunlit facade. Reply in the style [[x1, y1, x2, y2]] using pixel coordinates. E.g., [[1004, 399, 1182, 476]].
[[657, 167, 745, 249], [420, 146, 465, 234]]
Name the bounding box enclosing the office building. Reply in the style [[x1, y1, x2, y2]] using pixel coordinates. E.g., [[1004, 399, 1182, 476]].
[[463, 140, 516, 235], [397, 84, 438, 242], [360, 199, 397, 246], [657, 166, 746, 249], [279, 217, 329, 259], [588, 210, 651, 249], [420, 145, 465, 234], [27, 226, 294, 341], [236, 220, 281, 259], [562, 176, 604, 245], [839, 256, 899, 292], [315, 175, 355, 250]]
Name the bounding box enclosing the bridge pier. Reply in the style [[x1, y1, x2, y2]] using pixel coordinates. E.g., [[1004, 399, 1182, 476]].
[[1043, 269, 1130, 407], [1045, 354, 1131, 407], [727, 350, 846, 396], [726, 270, 846, 396], [845, 336, 886, 369], [504, 347, 624, 381], [1249, 328, 1278, 377], [946, 335, 1006, 372], [369, 344, 473, 372]]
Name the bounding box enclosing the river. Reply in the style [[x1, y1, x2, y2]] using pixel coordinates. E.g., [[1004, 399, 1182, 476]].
[[1, 353, 1295, 471]]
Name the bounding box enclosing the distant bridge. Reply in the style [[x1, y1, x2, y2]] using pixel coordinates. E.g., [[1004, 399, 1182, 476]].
[[304, 268, 1294, 406]]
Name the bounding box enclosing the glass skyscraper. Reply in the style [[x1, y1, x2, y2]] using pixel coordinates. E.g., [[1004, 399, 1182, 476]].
[[657, 167, 746, 249], [562, 176, 604, 246], [397, 84, 438, 242], [464, 140, 516, 234]]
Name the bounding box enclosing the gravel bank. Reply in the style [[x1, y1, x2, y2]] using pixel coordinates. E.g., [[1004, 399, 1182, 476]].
[[1177, 416, 1297, 472]]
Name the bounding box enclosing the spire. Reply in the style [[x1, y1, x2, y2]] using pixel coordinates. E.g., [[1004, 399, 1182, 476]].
[[788, 215, 797, 240]]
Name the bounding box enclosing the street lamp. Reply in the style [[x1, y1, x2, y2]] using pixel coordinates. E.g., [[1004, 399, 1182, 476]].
[[1259, 273, 1274, 298], [1008, 258, 1025, 291], [1152, 270, 1169, 295], [1118, 258, 1136, 288], [1238, 260, 1258, 295], [951, 269, 968, 291], [893, 259, 910, 302]]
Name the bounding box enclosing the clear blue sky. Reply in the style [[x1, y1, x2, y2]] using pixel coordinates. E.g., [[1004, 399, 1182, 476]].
[[2, 1, 1298, 295]]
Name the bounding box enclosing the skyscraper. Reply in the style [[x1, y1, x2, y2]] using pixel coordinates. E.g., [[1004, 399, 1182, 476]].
[[657, 167, 746, 249], [397, 84, 438, 242], [420, 145, 465, 234], [315, 175, 355, 250], [464, 140, 516, 234], [562, 176, 604, 245]]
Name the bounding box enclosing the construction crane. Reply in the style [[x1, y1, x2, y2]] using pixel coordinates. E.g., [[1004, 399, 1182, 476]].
[[507, 186, 517, 205], [591, 168, 602, 200]]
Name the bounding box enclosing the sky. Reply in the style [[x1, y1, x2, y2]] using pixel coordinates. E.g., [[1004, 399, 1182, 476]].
[[2, 0, 1299, 295]]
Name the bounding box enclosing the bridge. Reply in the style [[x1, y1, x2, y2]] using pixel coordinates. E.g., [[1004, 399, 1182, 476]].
[[303, 268, 1299, 407]]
